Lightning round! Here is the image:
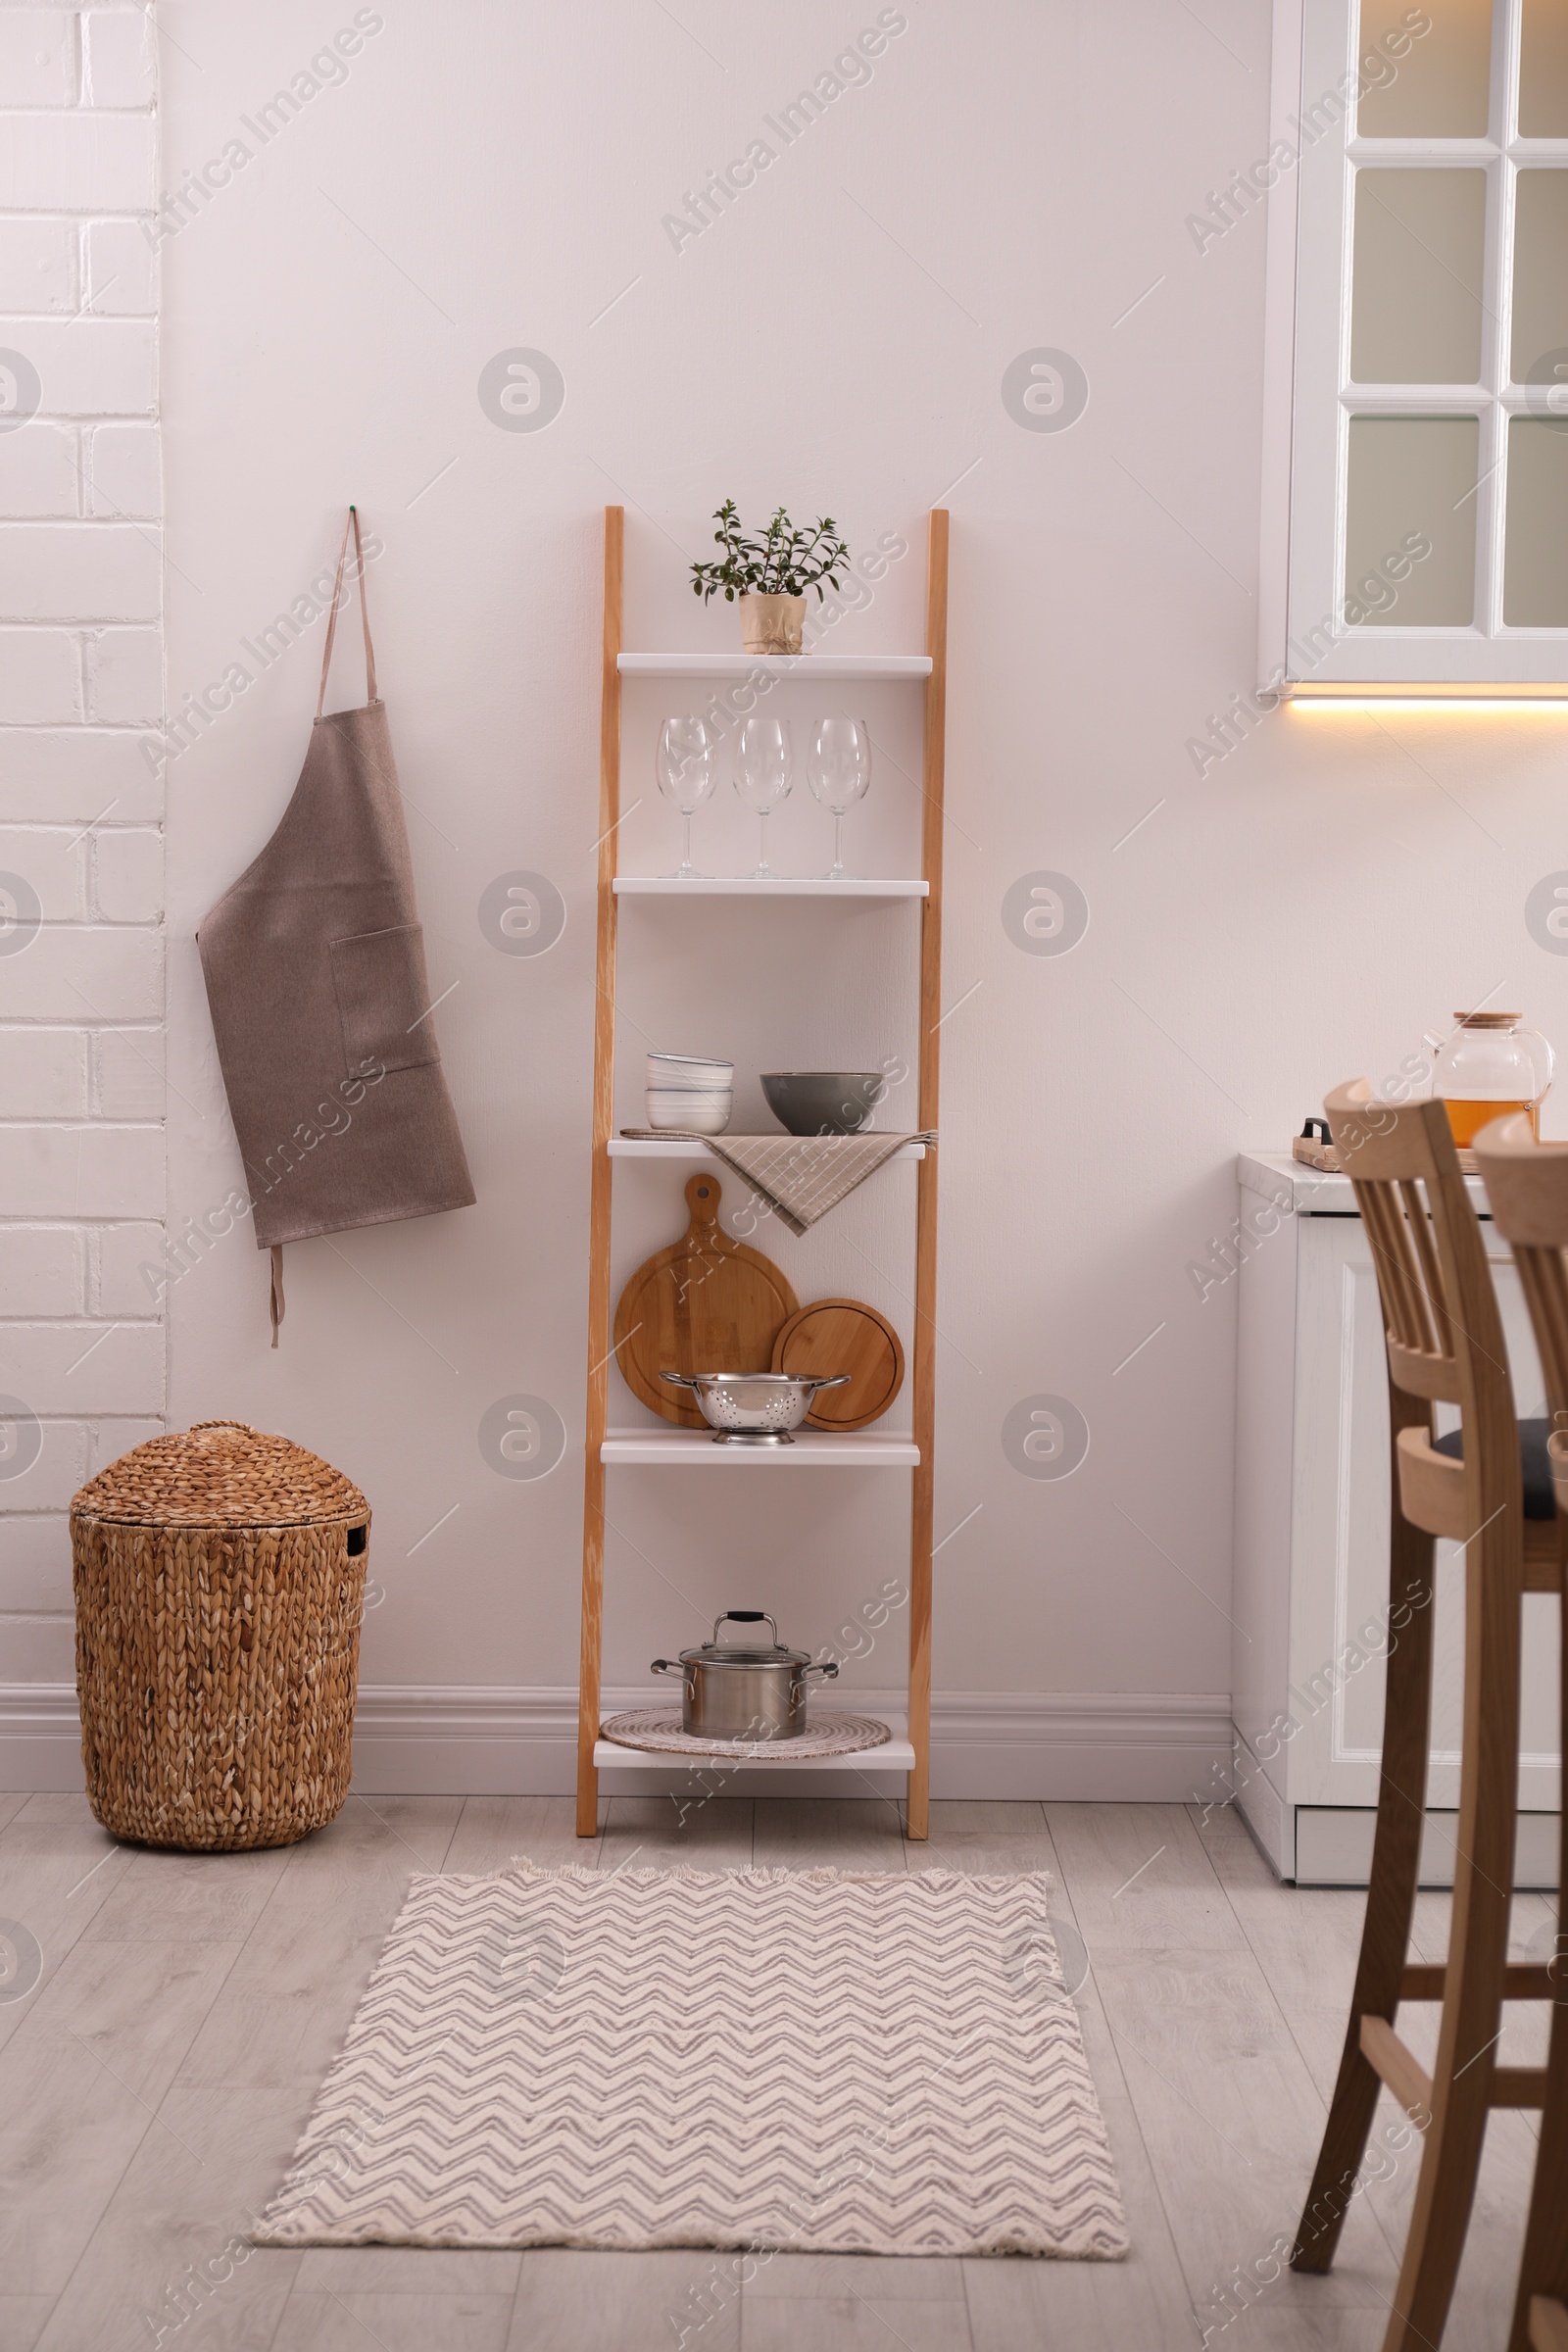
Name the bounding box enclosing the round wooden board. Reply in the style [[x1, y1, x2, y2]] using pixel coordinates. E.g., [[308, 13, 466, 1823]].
[[613, 1174, 800, 1428], [771, 1297, 905, 1430]]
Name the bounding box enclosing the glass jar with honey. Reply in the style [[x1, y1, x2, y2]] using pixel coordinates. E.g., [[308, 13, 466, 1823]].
[[1434, 1010, 1554, 1145]]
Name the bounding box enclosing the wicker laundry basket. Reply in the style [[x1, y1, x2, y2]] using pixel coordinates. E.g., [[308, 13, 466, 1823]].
[[71, 1420, 370, 1850]]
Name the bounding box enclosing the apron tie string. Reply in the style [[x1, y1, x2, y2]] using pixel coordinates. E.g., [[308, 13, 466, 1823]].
[[270, 1245, 285, 1348], [316, 505, 378, 719]]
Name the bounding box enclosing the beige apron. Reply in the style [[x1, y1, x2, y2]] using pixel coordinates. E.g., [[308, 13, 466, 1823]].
[[198, 510, 475, 1342]]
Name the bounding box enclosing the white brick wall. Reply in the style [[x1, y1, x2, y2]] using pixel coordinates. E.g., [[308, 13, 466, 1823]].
[[80, 11, 154, 111], [0, 1027, 86, 1114], [81, 620, 159, 717], [0, 217, 74, 311], [0, 12, 75, 111], [84, 416, 155, 513], [11, 315, 154, 411], [0, 4, 163, 1678], [2, 519, 161, 617], [0, 419, 77, 513], [0, 1223, 80, 1314], [0, 727, 163, 821]]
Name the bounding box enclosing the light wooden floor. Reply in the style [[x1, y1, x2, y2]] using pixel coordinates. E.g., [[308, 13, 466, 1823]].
[[0, 1791, 1552, 2352]]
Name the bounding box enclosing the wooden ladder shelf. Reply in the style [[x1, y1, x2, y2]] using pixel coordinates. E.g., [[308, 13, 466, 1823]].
[[574, 506, 950, 1838]]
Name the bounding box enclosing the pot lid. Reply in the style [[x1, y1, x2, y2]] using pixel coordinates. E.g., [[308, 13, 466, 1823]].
[[681, 1640, 812, 1667], [679, 1609, 809, 1667], [71, 1420, 367, 1529]]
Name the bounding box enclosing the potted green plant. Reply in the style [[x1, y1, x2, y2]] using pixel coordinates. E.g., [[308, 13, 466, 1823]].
[[690, 501, 852, 656]]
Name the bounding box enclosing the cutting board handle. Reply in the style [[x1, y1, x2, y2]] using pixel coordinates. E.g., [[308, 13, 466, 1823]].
[[612, 1172, 798, 1424], [685, 1173, 721, 1239]]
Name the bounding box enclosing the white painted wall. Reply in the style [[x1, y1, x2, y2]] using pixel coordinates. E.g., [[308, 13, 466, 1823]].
[[7, 0, 1568, 1798], [0, 1, 165, 1722]]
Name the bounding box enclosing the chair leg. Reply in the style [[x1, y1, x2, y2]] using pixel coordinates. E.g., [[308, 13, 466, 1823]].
[[1376, 1864, 1515, 2351], [1530, 2300, 1568, 2352], [1510, 1999, 1568, 2352], [1508, 1626, 1568, 2352], [1377, 1510, 1522, 2352], [1293, 1485, 1436, 2273]]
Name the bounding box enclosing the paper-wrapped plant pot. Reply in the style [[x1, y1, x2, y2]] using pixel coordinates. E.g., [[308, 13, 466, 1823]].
[[71, 1420, 369, 1851], [739, 591, 806, 654]]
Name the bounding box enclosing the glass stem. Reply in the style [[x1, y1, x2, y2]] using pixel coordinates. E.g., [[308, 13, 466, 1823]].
[[834, 812, 845, 875], [683, 811, 694, 871], [759, 811, 769, 873]]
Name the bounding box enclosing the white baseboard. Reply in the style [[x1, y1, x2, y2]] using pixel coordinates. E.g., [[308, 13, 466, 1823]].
[[1293, 1806, 1559, 1890], [1231, 1739, 1292, 1876], [921, 1690, 1230, 1802], [0, 1685, 1232, 1801]]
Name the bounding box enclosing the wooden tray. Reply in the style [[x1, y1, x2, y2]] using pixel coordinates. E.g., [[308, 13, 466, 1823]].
[[771, 1297, 905, 1431], [612, 1174, 800, 1429]]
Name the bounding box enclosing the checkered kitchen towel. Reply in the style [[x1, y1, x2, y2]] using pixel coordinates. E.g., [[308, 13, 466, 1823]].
[[619, 1131, 936, 1235]]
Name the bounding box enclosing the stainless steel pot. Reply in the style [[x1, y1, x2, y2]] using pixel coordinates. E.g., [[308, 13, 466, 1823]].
[[660, 1370, 850, 1444], [651, 1611, 839, 1740]]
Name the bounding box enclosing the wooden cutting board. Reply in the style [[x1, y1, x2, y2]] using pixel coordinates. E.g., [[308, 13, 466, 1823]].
[[613, 1174, 801, 1428], [771, 1297, 905, 1431]]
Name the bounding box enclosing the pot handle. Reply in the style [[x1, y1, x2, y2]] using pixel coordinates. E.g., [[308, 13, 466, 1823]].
[[714, 1609, 779, 1645], [650, 1658, 684, 1677], [804, 1660, 841, 1682]]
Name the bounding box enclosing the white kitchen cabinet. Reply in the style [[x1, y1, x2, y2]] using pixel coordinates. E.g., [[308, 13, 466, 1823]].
[[1232, 1153, 1561, 1886]]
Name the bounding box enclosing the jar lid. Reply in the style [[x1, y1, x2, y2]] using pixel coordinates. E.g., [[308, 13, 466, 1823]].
[[1453, 1010, 1520, 1028], [71, 1420, 367, 1529]]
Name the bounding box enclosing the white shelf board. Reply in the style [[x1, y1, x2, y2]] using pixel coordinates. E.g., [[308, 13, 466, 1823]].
[[595, 1716, 914, 1774], [610, 1136, 925, 1161], [603, 1428, 918, 1466], [619, 653, 931, 679], [613, 876, 927, 899]]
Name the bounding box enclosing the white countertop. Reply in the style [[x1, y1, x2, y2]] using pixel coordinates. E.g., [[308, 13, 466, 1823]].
[[1238, 1151, 1493, 1215]]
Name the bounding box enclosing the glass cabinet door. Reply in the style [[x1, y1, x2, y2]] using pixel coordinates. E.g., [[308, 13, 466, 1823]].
[[1281, 0, 1568, 685]]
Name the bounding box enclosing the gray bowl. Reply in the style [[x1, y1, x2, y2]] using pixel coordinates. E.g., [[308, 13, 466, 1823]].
[[761, 1071, 884, 1136]]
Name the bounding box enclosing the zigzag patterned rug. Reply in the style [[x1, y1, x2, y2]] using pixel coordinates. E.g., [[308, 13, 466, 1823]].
[[253, 1864, 1130, 2259]]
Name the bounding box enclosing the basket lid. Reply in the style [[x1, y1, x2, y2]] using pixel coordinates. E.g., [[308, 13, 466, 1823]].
[[71, 1420, 368, 1529]]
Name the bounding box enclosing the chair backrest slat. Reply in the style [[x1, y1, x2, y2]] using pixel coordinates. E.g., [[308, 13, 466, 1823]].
[[1360, 1176, 1440, 1363], [1325, 1086, 1515, 1488], [1473, 1115, 1568, 1440], [1398, 1178, 1450, 1360], [1533, 1244, 1568, 1412]]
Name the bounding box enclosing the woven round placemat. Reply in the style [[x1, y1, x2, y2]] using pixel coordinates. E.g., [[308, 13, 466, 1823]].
[[72, 1419, 365, 1529], [600, 1708, 893, 1761]]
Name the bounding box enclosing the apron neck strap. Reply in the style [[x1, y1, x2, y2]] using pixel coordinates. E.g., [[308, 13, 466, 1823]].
[[316, 506, 378, 719]]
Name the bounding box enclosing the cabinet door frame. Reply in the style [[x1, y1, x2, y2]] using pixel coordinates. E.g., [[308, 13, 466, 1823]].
[[1262, 0, 1568, 690]]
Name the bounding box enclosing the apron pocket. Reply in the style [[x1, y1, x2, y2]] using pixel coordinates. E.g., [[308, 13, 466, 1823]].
[[329, 923, 442, 1076]]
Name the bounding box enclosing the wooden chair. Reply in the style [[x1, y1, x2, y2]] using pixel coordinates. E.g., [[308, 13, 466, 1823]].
[[1467, 1114, 1568, 2352], [1290, 1083, 1555, 2352]]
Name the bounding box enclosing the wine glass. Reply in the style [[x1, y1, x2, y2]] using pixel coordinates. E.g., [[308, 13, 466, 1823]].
[[733, 716, 793, 880], [656, 715, 716, 880], [807, 716, 872, 880]]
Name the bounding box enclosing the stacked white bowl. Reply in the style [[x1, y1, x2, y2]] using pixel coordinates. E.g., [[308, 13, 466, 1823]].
[[646, 1053, 734, 1134]]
